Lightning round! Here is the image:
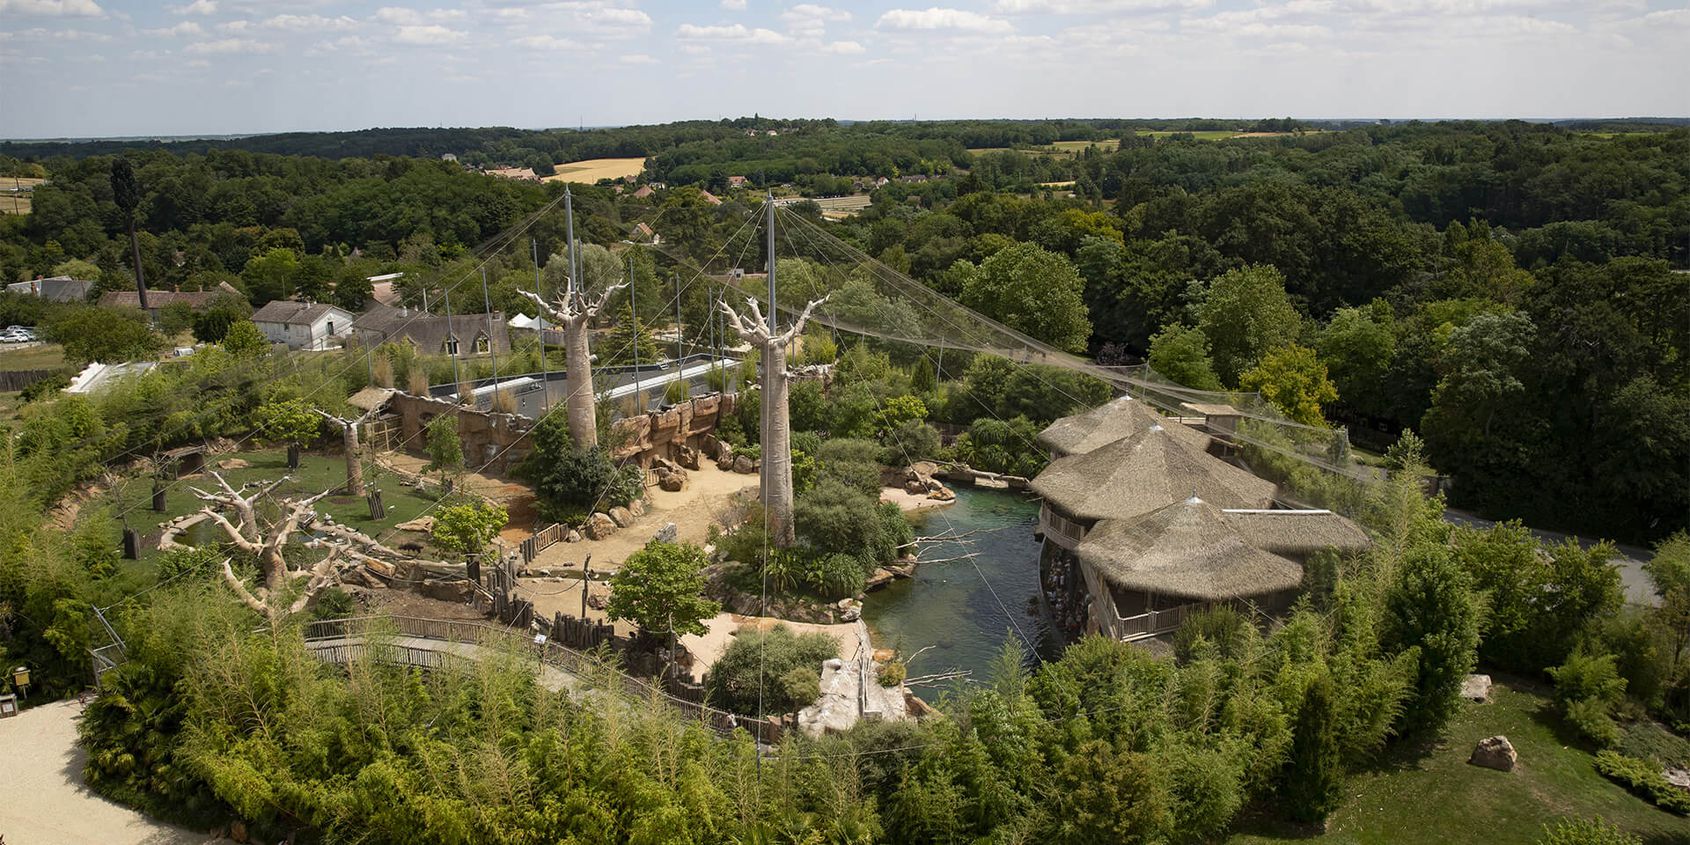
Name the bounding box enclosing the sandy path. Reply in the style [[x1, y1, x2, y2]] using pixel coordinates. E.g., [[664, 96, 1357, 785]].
[[515, 462, 757, 628], [0, 700, 218, 844]]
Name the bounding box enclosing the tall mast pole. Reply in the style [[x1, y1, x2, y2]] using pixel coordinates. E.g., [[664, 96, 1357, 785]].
[[533, 237, 549, 414], [627, 251, 641, 413], [673, 271, 682, 366], [480, 266, 500, 409], [564, 187, 579, 306]]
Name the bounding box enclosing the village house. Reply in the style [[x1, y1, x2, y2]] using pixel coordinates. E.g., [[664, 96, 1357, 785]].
[[354, 304, 511, 356], [251, 300, 356, 351], [6, 275, 95, 303], [98, 281, 242, 319], [727, 175, 749, 189]]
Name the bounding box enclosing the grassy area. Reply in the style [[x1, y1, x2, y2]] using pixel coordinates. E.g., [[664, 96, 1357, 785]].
[[92, 447, 446, 562], [1137, 129, 1241, 141], [0, 342, 68, 371], [541, 157, 647, 184], [1229, 678, 1689, 844]]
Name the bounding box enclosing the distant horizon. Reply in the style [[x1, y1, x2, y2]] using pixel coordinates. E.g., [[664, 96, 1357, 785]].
[[5, 115, 1688, 146], [3, 0, 1684, 139]]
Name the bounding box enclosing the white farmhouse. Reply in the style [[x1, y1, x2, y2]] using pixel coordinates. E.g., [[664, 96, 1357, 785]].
[[251, 301, 355, 351]]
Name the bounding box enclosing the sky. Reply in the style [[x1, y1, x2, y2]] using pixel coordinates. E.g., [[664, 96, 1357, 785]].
[[1, 0, 1686, 139]]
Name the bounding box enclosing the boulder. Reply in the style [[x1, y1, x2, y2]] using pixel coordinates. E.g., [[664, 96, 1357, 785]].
[[904, 478, 927, 494], [653, 522, 679, 543], [1462, 673, 1493, 703], [418, 578, 472, 602], [628, 498, 646, 517], [1468, 735, 1517, 772], [586, 512, 617, 540], [395, 516, 436, 533], [660, 468, 688, 492], [565, 529, 582, 543], [676, 444, 701, 470], [733, 455, 756, 474], [608, 506, 635, 528], [654, 456, 680, 473], [927, 485, 956, 502]]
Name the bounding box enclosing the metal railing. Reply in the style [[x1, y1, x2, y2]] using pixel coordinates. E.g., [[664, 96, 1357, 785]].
[[301, 615, 782, 742]]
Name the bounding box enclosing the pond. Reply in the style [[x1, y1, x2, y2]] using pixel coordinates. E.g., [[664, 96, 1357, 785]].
[[863, 487, 1061, 701]]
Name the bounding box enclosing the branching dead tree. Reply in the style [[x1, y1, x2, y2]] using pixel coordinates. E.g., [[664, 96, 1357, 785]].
[[518, 279, 626, 449], [315, 407, 383, 496], [188, 471, 290, 542], [719, 295, 828, 548], [196, 483, 347, 623]]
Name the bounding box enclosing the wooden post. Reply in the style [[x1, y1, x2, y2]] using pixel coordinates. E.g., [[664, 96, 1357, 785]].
[[151, 479, 166, 513], [287, 442, 301, 470], [367, 488, 385, 520], [121, 527, 139, 560]]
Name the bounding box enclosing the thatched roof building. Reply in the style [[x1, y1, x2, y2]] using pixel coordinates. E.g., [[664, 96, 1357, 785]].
[[1223, 509, 1371, 561], [1077, 496, 1304, 603], [1036, 395, 1211, 457], [1031, 424, 1277, 524]]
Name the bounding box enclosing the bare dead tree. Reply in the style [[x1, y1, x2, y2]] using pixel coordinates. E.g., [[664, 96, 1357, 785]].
[[188, 471, 290, 543], [719, 294, 828, 548], [197, 484, 345, 623], [518, 278, 626, 449], [315, 407, 383, 496]]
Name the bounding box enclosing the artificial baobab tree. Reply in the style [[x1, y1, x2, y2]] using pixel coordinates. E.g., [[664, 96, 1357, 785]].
[[719, 294, 828, 548], [192, 474, 350, 623], [315, 406, 383, 496], [518, 280, 625, 449]]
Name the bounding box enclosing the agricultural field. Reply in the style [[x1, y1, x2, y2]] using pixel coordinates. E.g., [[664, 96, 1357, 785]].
[[0, 341, 67, 371], [0, 195, 30, 215], [1228, 678, 1689, 845], [1, 175, 45, 215], [542, 157, 648, 184]]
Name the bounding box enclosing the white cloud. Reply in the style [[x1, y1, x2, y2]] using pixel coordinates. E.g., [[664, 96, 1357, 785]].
[[619, 52, 658, 64], [263, 14, 358, 31], [876, 7, 1013, 33], [11, 25, 111, 41], [217, 19, 252, 32], [783, 3, 850, 35], [514, 34, 578, 49], [721, 0, 746, 8], [676, 22, 790, 43], [393, 24, 464, 45], [820, 39, 865, 54], [168, 0, 216, 14], [0, 0, 104, 17], [374, 6, 467, 26], [995, 0, 1209, 11], [184, 37, 274, 54], [144, 21, 204, 36], [586, 6, 651, 29]]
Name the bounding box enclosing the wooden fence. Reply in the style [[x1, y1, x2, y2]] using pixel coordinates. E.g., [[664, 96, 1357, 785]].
[[519, 523, 566, 563], [0, 368, 57, 392], [302, 615, 783, 743]]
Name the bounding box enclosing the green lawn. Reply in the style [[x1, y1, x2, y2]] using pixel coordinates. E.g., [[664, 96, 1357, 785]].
[[1229, 678, 1689, 844], [1137, 130, 1241, 141], [94, 448, 446, 562], [0, 342, 68, 371]]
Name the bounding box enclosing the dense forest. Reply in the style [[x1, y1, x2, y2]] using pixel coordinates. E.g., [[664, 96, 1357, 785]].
[[1, 118, 1686, 542]]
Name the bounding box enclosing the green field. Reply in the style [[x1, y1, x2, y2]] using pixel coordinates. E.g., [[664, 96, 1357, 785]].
[[0, 342, 67, 371], [91, 447, 446, 562], [1228, 678, 1689, 845], [1136, 129, 1241, 141]]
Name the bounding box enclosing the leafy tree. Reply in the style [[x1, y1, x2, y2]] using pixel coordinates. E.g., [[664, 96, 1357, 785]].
[[1195, 264, 1302, 385], [1317, 301, 1397, 418], [707, 623, 835, 715], [872, 394, 928, 437], [424, 413, 464, 479], [514, 413, 643, 520], [109, 156, 151, 312], [431, 498, 508, 556], [220, 319, 268, 357], [252, 397, 320, 453], [240, 248, 301, 304], [1384, 544, 1481, 734], [1283, 674, 1343, 823], [1049, 741, 1171, 844], [956, 242, 1092, 352], [1147, 323, 1223, 390], [330, 268, 373, 310], [191, 293, 252, 343], [606, 541, 720, 638], [794, 479, 913, 569], [1239, 343, 1338, 426], [41, 305, 163, 364]]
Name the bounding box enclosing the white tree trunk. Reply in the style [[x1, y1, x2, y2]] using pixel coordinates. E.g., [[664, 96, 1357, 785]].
[[342, 423, 365, 497], [762, 341, 796, 548], [565, 318, 598, 448]]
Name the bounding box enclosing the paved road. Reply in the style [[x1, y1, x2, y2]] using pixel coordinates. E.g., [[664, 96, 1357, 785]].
[[0, 700, 218, 845], [1444, 508, 1659, 606]]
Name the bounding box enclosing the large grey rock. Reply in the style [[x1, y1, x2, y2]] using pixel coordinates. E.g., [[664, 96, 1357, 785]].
[[628, 498, 646, 517], [732, 455, 756, 474], [608, 506, 635, 528], [676, 444, 701, 470], [653, 522, 678, 543], [1462, 673, 1493, 703], [660, 468, 688, 492], [1468, 735, 1517, 772], [586, 512, 617, 540]]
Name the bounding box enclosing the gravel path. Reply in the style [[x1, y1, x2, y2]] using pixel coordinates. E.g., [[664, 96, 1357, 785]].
[[0, 700, 217, 845]]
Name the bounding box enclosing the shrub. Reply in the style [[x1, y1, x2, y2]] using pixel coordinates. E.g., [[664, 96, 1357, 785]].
[[1174, 607, 1249, 663], [806, 552, 867, 601], [816, 438, 885, 495], [881, 419, 940, 466], [1550, 649, 1627, 747], [708, 624, 838, 715], [1593, 751, 1690, 815], [879, 660, 907, 687], [1384, 545, 1480, 734], [1283, 674, 1343, 823], [1534, 817, 1642, 845]]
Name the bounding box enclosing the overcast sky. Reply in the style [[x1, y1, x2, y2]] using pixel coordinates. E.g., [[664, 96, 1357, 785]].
[[1, 0, 1685, 139]]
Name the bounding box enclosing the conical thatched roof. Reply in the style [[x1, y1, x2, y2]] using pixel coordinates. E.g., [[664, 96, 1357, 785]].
[[1030, 424, 1277, 523], [1077, 497, 1304, 602], [1036, 395, 1211, 456], [1222, 509, 1370, 560]]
